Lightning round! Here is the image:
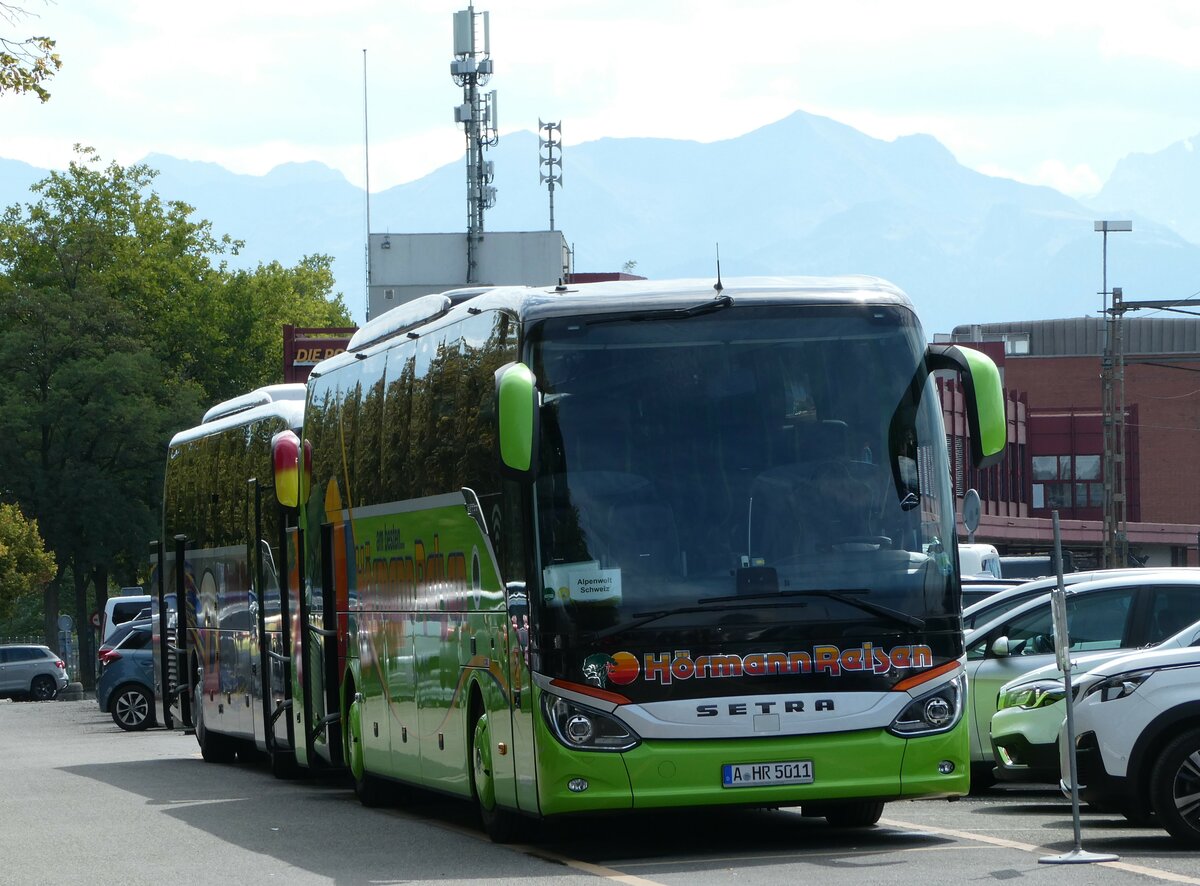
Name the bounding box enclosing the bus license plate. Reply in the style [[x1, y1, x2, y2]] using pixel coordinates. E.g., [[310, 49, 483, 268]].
[[722, 760, 814, 788]]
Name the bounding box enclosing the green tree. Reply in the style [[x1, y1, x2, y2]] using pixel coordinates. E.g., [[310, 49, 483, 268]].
[[202, 256, 350, 402], [0, 503, 55, 625], [0, 147, 348, 683], [1, 3, 61, 102]]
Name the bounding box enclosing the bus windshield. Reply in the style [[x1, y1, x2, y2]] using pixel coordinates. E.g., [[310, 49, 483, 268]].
[[528, 303, 959, 690]]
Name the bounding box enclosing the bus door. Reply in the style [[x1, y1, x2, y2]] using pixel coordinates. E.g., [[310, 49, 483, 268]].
[[505, 582, 538, 812], [296, 521, 346, 770], [251, 479, 294, 758]]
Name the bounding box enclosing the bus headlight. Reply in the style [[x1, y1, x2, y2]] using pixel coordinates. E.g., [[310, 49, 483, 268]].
[[888, 673, 966, 737], [542, 693, 641, 752]]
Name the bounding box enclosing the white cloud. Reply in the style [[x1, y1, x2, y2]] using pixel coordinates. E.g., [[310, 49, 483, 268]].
[[975, 160, 1103, 197], [6, 0, 1200, 199], [1034, 160, 1104, 197]]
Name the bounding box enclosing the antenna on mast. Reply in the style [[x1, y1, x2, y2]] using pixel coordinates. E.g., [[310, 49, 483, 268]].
[[452, 5, 498, 284], [714, 243, 724, 293], [539, 119, 562, 231]]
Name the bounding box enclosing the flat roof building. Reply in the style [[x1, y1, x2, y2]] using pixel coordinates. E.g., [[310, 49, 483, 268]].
[[937, 317, 1200, 568]]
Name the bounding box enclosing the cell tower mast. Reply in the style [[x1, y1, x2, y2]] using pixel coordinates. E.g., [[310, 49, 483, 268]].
[[451, 5, 498, 283]]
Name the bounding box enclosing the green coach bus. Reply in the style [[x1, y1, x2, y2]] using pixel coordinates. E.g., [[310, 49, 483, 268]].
[[267, 276, 1005, 839]]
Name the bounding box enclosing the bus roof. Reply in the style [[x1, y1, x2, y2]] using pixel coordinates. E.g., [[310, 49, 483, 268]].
[[169, 383, 306, 448], [313, 275, 914, 378]]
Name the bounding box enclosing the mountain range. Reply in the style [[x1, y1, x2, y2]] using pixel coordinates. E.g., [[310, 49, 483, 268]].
[[2, 110, 1198, 333]]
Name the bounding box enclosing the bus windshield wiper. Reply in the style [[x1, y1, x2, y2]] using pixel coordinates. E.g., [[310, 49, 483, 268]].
[[585, 588, 922, 642], [586, 604, 732, 642], [699, 589, 925, 630], [588, 295, 733, 325], [586, 597, 813, 642]]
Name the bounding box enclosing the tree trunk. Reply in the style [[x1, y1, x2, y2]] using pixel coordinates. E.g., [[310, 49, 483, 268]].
[[93, 564, 108, 657], [42, 573, 61, 651], [74, 569, 95, 690]]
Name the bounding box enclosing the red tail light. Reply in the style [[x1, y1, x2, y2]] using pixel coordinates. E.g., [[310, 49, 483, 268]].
[[54, 659, 66, 669], [98, 650, 120, 665]]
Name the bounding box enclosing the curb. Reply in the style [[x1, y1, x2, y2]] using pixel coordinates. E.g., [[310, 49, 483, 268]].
[[57, 682, 85, 701]]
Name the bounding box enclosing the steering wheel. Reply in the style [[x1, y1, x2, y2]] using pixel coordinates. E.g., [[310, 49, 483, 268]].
[[1031, 633, 1055, 655], [828, 536, 893, 551]]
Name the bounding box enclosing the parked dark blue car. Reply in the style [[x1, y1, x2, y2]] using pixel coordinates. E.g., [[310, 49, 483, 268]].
[[96, 621, 156, 731]]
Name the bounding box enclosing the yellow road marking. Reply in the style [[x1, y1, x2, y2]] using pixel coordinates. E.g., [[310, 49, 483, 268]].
[[882, 817, 1200, 885], [520, 848, 668, 886], [385, 806, 669, 885]]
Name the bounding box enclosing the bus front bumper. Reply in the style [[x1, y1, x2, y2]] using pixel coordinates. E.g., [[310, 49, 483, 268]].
[[536, 725, 969, 816]]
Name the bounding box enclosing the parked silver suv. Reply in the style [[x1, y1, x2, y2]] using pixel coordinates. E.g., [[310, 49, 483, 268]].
[[0, 644, 69, 701]]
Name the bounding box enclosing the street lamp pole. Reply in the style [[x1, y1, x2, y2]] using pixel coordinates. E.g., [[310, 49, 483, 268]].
[[1094, 220, 1132, 568]]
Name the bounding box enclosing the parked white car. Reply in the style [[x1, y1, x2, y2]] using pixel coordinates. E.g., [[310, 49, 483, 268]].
[[964, 570, 1200, 786], [961, 567, 1196, 631], [990, 616, 1200, 782], [1059, 644, 1200, 844], [0, 644, 69, 701]]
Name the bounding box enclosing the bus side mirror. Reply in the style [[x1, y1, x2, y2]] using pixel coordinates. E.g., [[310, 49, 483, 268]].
[[926, 344, 1006, 469], [495, 362, 538, 478], [272, 430, 311, 508]]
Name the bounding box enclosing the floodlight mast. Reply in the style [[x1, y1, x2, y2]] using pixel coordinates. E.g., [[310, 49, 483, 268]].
[[451, 5, 499, 283]]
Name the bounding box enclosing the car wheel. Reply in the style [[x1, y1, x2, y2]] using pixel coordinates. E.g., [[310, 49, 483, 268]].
[[29, 675, 57, 702], [970, 762, 996, 792], [1149, 727, 1200, 846], [111, 684, 154, 731]]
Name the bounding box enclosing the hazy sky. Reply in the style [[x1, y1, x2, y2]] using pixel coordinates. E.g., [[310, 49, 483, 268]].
[[5, 0, 1200, 196]]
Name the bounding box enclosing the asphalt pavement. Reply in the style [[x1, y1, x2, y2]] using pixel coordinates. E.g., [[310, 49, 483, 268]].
[[1, 697, 1196, 886]]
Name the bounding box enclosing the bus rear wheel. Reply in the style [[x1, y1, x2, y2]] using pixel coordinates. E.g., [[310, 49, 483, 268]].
[[470, 710, 521, 843]]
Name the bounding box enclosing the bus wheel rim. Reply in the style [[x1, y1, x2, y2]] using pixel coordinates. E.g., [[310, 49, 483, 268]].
[[473, 713, 496, 811], [349, 700, 366, 780]]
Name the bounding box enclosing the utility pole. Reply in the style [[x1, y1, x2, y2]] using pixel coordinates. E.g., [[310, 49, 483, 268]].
[[1095, 220, 1132, 568], [1100, 293, 1189, 567], [1101, 286, 1127, 568]]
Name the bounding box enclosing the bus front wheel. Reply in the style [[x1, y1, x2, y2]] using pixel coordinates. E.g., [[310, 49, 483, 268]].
[[348, 694, 389, 807], [815, 800, 885, 828], [194, 685, 236, 764], [470, 710, 521, 843]]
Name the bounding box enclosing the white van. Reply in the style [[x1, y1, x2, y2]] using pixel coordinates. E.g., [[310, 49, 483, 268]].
[[958, 543, 1002, 579], [101, 592, 151, 644]]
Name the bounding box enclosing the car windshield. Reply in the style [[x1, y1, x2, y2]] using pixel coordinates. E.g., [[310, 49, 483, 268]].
[[527, 302, 959, 678]]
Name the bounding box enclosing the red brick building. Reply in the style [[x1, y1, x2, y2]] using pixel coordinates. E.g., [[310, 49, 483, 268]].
[[938, 318, 1200, 568]]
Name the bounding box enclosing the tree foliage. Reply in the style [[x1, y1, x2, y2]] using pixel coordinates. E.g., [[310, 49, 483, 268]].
[[1, 3, 61, 102], [0, 147, 351, 643], [200, 255, 349, 403], [0, 503, 55, 622]]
